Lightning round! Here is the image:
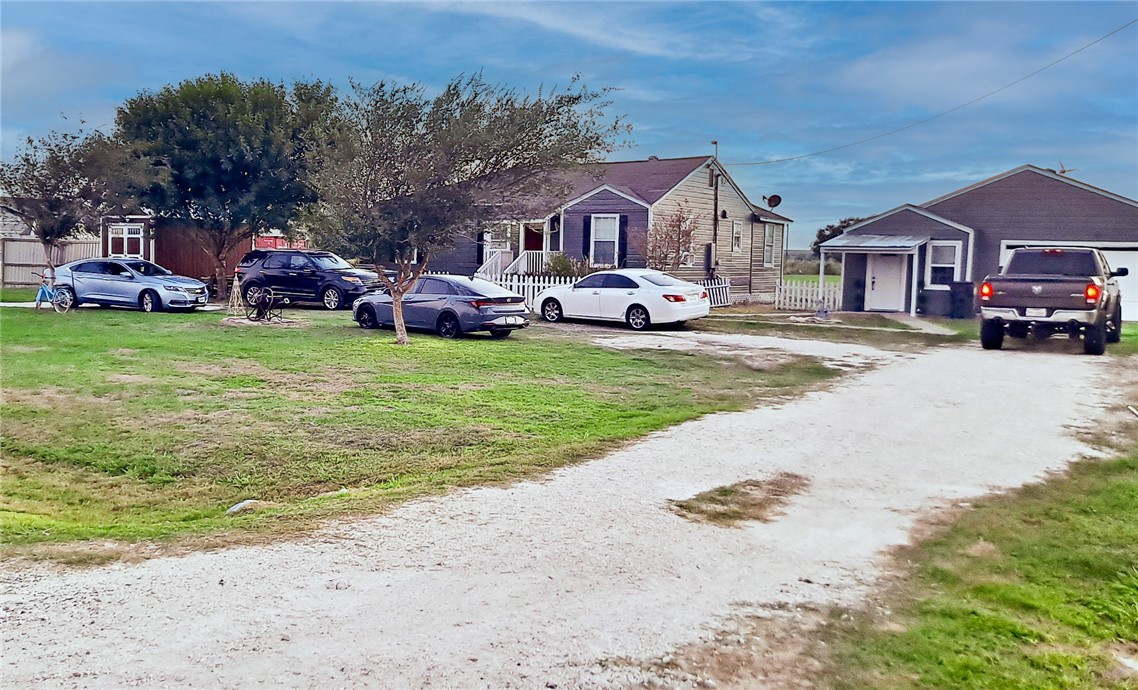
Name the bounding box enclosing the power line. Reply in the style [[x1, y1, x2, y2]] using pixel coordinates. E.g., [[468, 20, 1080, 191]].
[[725, 17, 1138, 167]]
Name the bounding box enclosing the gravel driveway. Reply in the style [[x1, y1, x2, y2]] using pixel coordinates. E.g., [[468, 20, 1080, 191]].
[[1, 334, 1114, 689]]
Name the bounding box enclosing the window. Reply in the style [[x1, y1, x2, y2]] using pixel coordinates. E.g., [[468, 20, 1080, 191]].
[[106, 262, 129, 276], [124, 261, 171, 277], [642, 273, 688, 287], [590, 214, 619, 266], [731, 220, 743, 252], [574, 274, 607, 289], [603, 274, 639, 289], [288, 254, 314, 270], [309, 254, 352, 270], [416, 277, 455, 295], [108, 224, 144, 258], [925, 241, 962, 288], [763, 225, 776, 267], [263, 253, 291, 269]]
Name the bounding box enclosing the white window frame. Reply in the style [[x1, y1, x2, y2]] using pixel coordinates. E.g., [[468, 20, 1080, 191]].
[[108, 223, 145, 259], [762, 224, 776, 267], [924, 240, 962, 290], [731, 220, 743, 252], [590, 213, 619, 267]]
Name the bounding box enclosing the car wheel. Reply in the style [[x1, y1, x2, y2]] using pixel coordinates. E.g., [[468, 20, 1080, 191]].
[[626, 305, 650, 331], [1106, 303, 1122, 344], [436, 313, 462, 339], [980, 319, 1004, 350], [357, 305, 378, 329], [243, 283, 264, 306], [321, 286, 344, 310], [541, 299, 563, 323], [53, 286, 76, 313], [489, 329, 512, 339], [1084, 317, 1106, 355], [139, 290, 163, 313]]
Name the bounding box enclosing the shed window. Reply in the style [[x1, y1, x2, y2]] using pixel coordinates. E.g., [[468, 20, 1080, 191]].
[[731, 221, 743, 252], [925, 241, 962, 289], [763, 225, 776, 267], [590, 214, 619, 266]]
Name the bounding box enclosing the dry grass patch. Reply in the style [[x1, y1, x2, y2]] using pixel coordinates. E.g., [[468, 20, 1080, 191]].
[[671, 473, 810, 526]]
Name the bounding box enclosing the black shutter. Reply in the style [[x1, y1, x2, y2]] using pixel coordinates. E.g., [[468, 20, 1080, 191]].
[[618, 215, 628, 267], [582, 216, 591, 260], [476, 231, 485, 266]]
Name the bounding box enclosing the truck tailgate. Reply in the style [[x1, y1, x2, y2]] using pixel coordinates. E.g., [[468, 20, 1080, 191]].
[[985, 276, 1090, 312]]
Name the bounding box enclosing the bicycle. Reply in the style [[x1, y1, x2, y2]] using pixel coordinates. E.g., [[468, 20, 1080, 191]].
[[32, 270, 74, 313]]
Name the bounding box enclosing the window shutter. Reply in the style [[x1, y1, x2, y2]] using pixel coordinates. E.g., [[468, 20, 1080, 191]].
[[582, 216, 592, 260], [618, 215, 628, 267], [476, 231, 485, 265]]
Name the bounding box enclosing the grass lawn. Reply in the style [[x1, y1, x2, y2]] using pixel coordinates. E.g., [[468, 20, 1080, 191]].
[[0, 306, 839, 559], [0, 287, 39, 303], [783, 273, 841, 285], [825, 445, 1138, 689]]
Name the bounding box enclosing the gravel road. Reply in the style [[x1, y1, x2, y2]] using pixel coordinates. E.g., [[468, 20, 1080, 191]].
[[1, 335, 1114, 689]]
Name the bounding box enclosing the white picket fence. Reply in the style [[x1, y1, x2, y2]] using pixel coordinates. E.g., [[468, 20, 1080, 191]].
[[775, 282, 843, 311], [476, 273, 578, 309], [695, 278, 732, 307]]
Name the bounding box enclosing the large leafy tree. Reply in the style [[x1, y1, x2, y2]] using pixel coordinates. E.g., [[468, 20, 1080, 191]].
[[116, 73, 334, 295], [811, 216, 868, 257], [0, 128, 142, 268], [303, 74, 628, 344]]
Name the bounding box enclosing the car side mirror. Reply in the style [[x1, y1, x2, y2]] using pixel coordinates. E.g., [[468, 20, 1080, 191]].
[[119, 272, 134, 278], [1113, 267, 1129, 277]]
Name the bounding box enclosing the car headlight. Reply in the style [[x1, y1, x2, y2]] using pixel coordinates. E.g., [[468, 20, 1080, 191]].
[[163, 285, 188, 292], [341, 276, 362, 285]]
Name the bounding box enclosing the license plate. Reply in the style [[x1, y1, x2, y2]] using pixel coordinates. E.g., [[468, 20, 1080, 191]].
[[196, 296, 207, 303], [1025, 307, 1047, 317], [504, 316, 523, 325]]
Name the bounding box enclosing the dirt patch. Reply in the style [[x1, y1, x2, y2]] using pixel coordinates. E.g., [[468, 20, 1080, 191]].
[[962, 539, 1001, 558], [220, 316, 308, 328], [6, 345, 48, 353], [671, 473, 810, 527], [109, 348, 138, 357], [106, 374, 155, 385]]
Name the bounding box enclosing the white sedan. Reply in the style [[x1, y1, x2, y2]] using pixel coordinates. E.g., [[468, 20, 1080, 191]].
[[535, 269, 710, 330]]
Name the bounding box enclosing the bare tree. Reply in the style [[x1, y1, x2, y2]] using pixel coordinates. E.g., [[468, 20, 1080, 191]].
[[643, 201, 702, 271], [0, 128, 140, 268], [303, 74, 629, 344]]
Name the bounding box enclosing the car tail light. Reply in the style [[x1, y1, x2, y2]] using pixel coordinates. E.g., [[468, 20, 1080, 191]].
[[1085, 284, 1101, 304], [662, 294, 686, 303], [700, 291, 708, 300], [979, 282, 993, 300], [468, 299, 493, 309]]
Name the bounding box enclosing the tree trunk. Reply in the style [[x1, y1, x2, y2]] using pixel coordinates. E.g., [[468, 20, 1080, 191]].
[[213, 255, 229, 300], [391, 291, 409, 345], [41, 241, 58, 270]]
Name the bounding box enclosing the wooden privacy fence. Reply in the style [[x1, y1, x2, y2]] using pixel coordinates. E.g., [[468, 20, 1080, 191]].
[[775, 282, 843, 312], [1, 238, 100, 288]]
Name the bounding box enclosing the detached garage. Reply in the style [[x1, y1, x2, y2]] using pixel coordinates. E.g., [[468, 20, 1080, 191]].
[[821, 165, 1138, 320]]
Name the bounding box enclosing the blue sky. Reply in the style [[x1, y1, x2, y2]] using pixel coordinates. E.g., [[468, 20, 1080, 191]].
[[2, 1, 1136, 247]]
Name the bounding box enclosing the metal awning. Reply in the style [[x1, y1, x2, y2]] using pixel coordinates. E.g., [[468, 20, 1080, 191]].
[[819, 234, 929, 252]]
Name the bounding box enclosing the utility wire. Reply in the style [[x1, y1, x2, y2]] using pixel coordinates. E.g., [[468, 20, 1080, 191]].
[[725, 17, 1138, 167]]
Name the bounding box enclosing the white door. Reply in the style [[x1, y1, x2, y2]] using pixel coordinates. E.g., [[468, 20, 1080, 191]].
[[1100, 250, 1138, 322], [864, 254, 907, 311]]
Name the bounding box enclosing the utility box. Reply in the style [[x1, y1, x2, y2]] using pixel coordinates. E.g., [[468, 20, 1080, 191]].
[[949, 281, 975, 319]]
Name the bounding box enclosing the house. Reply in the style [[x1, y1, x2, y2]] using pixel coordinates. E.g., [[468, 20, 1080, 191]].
[[429, 156, 791, 297], [819, 165, 1138, 320], [100, 215, 252, 281]]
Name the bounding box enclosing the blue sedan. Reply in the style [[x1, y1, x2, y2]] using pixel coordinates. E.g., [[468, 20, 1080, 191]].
[[54, 258, 209, 312], [352, 275, 529, 338]]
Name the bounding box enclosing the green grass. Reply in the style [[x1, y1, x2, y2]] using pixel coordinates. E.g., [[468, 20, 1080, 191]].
[[826, 450, 1138, 689], [694, 313, 970, 349], [784, 273, 841, 285], [0, 307, 839, 554], [0, 287, 38, 303]]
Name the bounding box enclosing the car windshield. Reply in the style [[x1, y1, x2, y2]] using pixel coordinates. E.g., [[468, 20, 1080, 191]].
[[1006, 250, 1097, 276], [123, 261, 172, 277], [449, 276, 521, 298], [309, 254, 353, 270], [641, 273, 689, 287]]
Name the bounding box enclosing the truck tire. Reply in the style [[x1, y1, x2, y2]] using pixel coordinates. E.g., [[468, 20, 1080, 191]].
[[1084, 317, 1106, 355], [980, 319, 1004, 350], [1106, 303, 1122, 344]]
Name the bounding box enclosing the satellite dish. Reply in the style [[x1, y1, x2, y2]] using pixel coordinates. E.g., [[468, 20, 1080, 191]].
[[763, 194, 782, 209]]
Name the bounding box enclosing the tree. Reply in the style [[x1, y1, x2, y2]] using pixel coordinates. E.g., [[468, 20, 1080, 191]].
[[811, 216, 867, 257], [115, 73, 333, 296], [0, 128, 140, 268], [303, 74, 628, 344], [642, 201, 702, 271]]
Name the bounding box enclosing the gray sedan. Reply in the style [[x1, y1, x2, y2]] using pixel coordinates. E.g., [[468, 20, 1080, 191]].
[[54, 258, 209, 312], [352, 275, 529, 338]]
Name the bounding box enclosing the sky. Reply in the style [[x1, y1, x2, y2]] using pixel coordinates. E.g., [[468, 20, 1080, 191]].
[[2, 1, 1136, 248]]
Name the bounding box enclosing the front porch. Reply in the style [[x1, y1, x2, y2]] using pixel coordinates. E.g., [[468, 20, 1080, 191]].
[[476, 218, 564, 276]]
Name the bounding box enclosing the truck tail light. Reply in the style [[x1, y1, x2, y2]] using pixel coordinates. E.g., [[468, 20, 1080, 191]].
[[1084, 284, 1101, 304], [979, 282, 993, 301], [662, 294, 686, 303]]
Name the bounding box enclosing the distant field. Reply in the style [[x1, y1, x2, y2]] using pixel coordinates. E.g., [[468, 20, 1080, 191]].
[[783, 274, 841, 285]]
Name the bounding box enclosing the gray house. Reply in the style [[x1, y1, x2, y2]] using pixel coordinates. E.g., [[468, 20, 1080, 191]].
[[819, 165, 1138, 320], [428, 156, 792, 298]]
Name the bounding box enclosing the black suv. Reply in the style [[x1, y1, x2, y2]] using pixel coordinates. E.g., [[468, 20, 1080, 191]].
[[235, 250, 381, 310]]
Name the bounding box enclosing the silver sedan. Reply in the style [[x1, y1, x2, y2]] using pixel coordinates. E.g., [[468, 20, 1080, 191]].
[[353, 275, 529, 338], [53, 258, 209, 312]]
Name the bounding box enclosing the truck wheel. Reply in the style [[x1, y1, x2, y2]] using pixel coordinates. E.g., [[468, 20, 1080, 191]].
[[1084, 318, 1106, 355], [980, 319, 1004, 350], [1106, 303, 1122, 344]]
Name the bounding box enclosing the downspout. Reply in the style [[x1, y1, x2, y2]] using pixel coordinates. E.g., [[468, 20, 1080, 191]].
[[748, 219, 754, 294]]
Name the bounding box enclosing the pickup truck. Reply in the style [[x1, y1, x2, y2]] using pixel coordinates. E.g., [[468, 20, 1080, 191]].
[[978, 247, 1128, 355]]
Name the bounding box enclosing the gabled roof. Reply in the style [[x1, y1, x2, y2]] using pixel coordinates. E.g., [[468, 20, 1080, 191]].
[[843, 204, 976, 236], [562, 156, 712, 206], [922, 164, 1138, 210]]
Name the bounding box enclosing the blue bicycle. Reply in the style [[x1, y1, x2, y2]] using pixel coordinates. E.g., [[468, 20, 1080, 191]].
[[33, 270, 74, 313]]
